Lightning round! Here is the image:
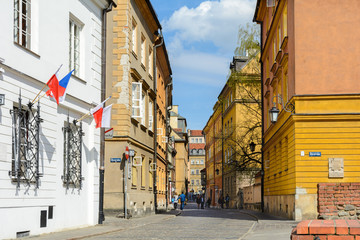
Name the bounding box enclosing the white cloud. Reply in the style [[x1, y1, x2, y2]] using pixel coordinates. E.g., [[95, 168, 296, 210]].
[[164, 0, 256, 52]]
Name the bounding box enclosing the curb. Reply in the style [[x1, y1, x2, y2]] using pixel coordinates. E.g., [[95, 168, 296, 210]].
[[238, 210, 259, 222]]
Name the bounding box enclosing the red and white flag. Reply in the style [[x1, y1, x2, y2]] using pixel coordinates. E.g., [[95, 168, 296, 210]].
[[90, 97, 112, 128]]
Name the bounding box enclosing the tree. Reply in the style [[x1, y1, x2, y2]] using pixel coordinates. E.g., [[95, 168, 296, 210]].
[[218, 23, 262, 182]]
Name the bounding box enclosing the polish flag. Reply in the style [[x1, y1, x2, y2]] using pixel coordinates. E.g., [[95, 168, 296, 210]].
[[46, 70, 74, 104], [90, 97, 112, 128]]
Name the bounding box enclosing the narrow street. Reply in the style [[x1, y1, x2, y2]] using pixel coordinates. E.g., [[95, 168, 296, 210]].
[[26, 202, 296, 240]]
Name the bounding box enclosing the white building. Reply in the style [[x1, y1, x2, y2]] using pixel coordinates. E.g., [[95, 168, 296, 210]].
[[0, 0, 115, 238]]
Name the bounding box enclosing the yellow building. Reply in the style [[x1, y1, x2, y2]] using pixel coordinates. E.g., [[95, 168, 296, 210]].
[[169, 106, 189, 195], [254, 0, 360, 220], [203, 102, 223, 206], [104, 0, 163, 217], [188, 130, 206, 196]]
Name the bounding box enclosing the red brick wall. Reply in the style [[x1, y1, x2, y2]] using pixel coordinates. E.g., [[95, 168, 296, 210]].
[[318, 183, 360, 220], [291, 220, 360, 240]]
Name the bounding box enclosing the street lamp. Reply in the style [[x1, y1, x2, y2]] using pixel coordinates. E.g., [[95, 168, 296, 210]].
[[269, 94, 295, 124], [215, 168, 219, 175], [249, 141, 256, 152]]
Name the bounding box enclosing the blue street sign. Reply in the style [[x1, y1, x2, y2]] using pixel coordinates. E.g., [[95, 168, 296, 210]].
[[110, 158, 121, 163], [309, 152, 321, 157]]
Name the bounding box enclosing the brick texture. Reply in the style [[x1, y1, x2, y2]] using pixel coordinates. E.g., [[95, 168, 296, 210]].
[[318, 183, 360, 220]]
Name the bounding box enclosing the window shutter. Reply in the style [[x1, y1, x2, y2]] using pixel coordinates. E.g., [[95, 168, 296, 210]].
[[132, 82, 141, 118]]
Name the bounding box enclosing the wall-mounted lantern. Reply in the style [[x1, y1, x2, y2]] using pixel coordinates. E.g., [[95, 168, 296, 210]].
[[269, 94, 295, 124]]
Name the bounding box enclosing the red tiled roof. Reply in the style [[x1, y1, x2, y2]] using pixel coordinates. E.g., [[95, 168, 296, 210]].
[[189, 143, 205, 149], [190, 130, 203, 136]]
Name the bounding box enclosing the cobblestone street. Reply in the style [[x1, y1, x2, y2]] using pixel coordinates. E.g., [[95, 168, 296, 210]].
[[24, 202, 296, 240]]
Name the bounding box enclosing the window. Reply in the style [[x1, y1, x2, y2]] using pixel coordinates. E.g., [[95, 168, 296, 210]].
[[196, 169, 199, 175], [140, 91, 145, 125], [148, 47, 153, 76], [148, 100, 153, 131], [196, 180, 199, 185], [69, 19, 82, 77], [141, 34, 145, 66], [149, 159, 153, 189], [132, 82, 141, 118], [63, 120, 83, 189], [14, 0, 31, 49], [132, 163, 137, 187], [199, 138, 202, 143], [196, 161, 199, 165], [191, 160, 194, 164], [191, 169, 195, 175], [283, 4, 288, 37], [191, 180, 194, 185], [131, 18, 137, 54], [200, 160, 204, 164], [10, 103, 41, 188], [195, 138, 198, 143], [141, 156, 145, 188], [191, 138, 194, 143]]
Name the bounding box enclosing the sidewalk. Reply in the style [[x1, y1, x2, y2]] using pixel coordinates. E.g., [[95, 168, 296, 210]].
[[238, 209, 298, 240], [22, 210, 181, 240]]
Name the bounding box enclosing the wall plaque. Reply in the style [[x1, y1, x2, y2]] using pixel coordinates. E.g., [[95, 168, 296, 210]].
[[329, 158, 344, 178]]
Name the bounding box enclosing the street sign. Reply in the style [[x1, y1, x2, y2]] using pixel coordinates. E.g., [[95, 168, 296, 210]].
[[104, 128, 113, 139], [129, 149, 135, 157], [309, 152, 321, 157], [110, 158, 121, 163], [125, 146, 129, 160]]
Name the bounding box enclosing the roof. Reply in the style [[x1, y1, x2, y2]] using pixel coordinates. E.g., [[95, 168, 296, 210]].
[[190, 130, 203, 136], [189, 143, 205, 149]]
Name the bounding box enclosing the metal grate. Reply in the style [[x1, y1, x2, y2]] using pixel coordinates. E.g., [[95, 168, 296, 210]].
[[62, 116, 84, 189], [9, 94, 42, 188]]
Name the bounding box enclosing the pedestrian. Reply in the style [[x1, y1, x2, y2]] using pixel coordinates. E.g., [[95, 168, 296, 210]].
[[218, 195, 224, 209], [207, 198, 211, 208], [201, 194, 205, 209], [225, 194, 230, 209], [178, 191, 186, 210], [196, 195, 201, 209]]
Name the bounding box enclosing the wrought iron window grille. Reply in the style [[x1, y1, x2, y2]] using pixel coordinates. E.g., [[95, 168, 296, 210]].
[[62, 116, 84, 189], [9, 94, 43, 188]]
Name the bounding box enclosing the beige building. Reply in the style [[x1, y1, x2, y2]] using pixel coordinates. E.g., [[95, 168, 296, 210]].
[[104, 0, 162, 217], [188, 130, 206, 196], [169, 106, 189, 195]]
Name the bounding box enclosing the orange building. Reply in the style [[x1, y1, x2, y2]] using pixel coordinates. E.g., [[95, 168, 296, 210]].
[[204, 102, 223, 206], [254, 0, 360, 220]]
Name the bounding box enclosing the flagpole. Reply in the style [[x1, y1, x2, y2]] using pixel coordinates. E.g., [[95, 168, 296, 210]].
[[32, 91, 47, 105], [31, 64, 63, 104], [76, 96, 112, 123]]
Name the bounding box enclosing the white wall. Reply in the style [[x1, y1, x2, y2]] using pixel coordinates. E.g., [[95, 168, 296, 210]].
[[0, 0, 107, 238]]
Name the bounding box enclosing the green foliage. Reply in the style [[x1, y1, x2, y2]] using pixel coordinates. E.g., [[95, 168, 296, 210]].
[[234, 23, 260, 58]]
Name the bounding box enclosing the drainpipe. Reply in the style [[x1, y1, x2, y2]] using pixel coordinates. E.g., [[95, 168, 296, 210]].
[[260, 23, 265, 213], [165, 79, 172, 209], [153, 29, 164, 213], [99, 0, 116, 225]]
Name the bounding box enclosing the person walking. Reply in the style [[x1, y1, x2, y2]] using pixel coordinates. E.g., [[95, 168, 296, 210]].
[[196, 195, 201, 209], [225, 194, 230, 209], [178, 192, 186, 210], [218, 195, 224, 209], [200, 194, 205, 209]]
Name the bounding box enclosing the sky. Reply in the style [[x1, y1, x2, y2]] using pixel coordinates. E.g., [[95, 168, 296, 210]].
[[151, 0, 257, 130]]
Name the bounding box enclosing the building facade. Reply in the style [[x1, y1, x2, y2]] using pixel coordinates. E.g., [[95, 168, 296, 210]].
[[0, 0, 113, 238], [254, 0, 360, 220], [203, 102, 223, 207], [188, 130, 206, 196], [104, 0, 163, 217], [169, 106, 189, 196]]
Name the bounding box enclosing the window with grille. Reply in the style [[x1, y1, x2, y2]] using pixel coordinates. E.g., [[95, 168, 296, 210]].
[[62, 119, 83, 189], [14, 0, 31, 49], [132, 82, 141, 118], [10, 99, 42, 188], [69, 19, 82, 77]]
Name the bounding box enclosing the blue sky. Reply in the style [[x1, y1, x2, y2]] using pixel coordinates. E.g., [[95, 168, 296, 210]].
[[151, 0, 257, 130]]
